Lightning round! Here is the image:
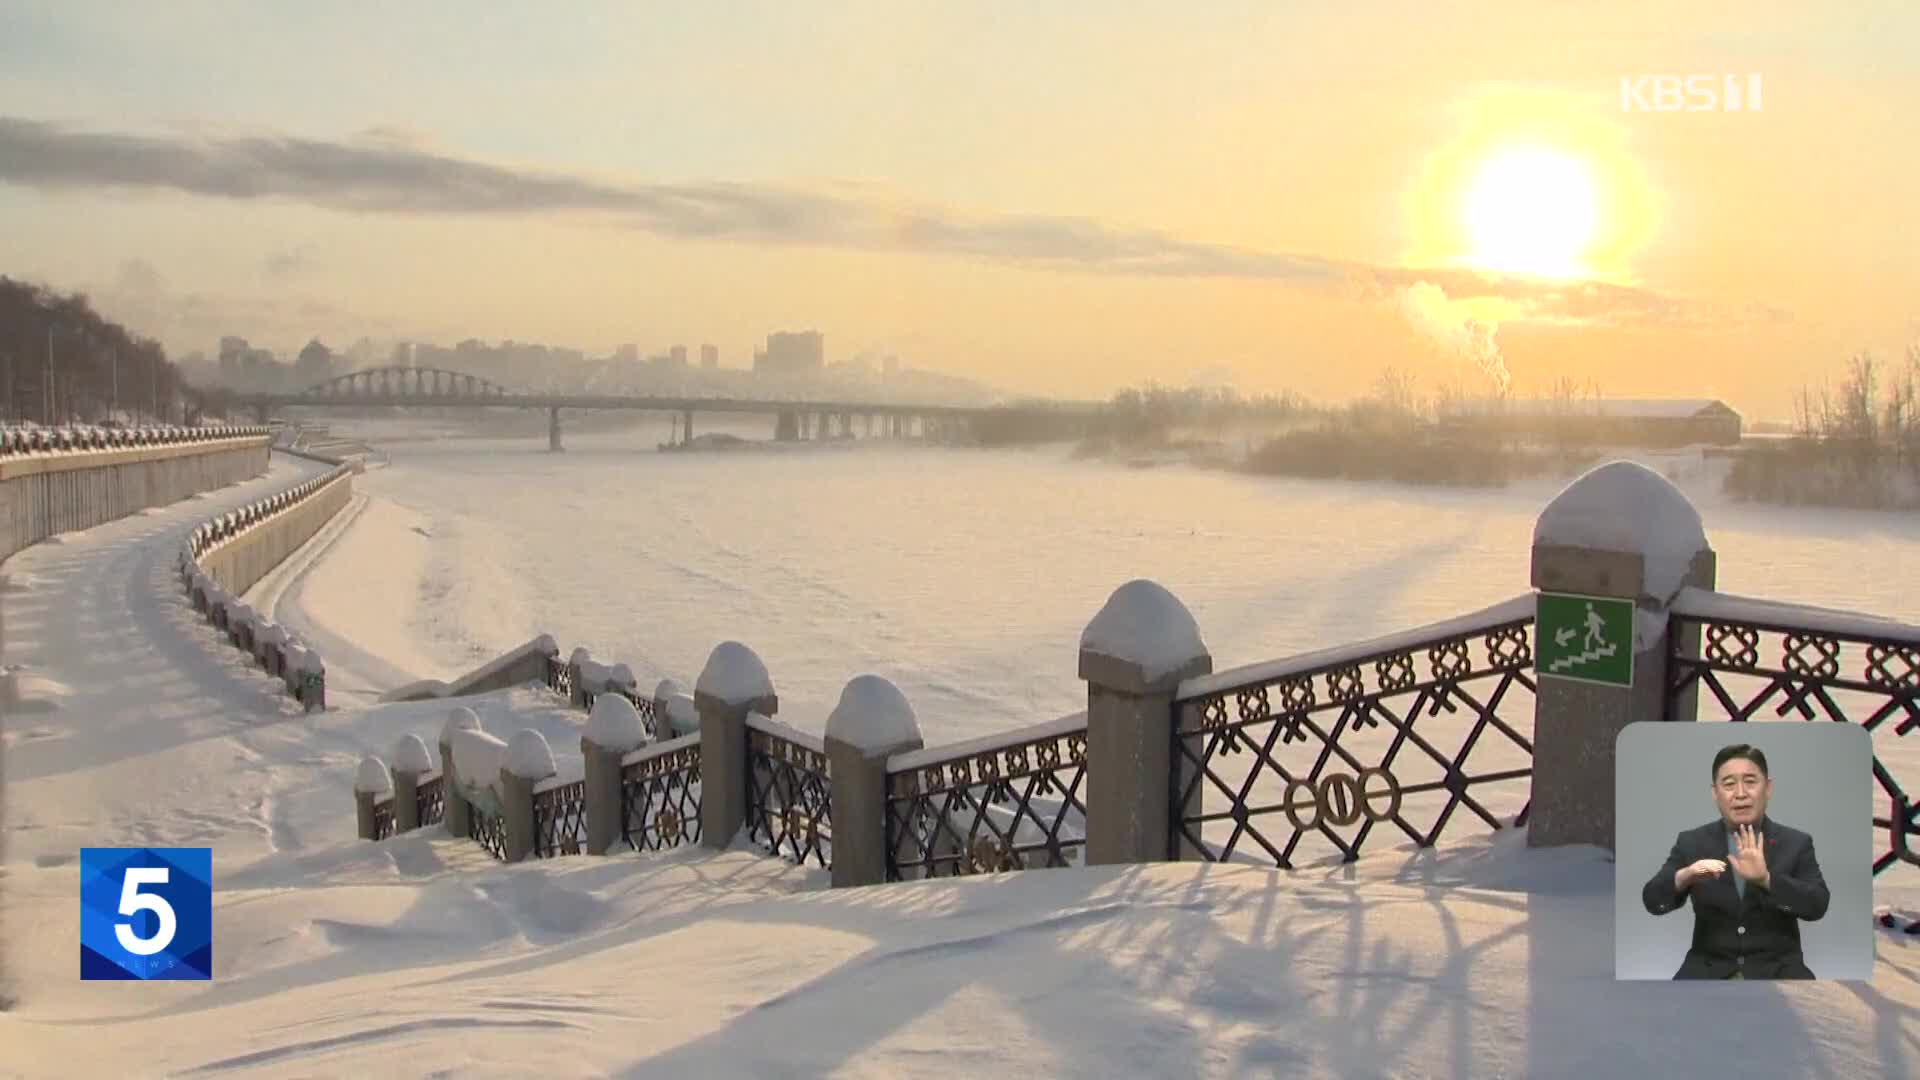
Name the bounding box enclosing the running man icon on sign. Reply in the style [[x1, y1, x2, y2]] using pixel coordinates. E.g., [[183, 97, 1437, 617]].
[[1536, 591, 1635, 688]]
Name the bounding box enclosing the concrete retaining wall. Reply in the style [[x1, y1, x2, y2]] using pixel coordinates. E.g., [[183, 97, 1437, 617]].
[[0, 436, 272, 561], [198, 470, 354, 596]]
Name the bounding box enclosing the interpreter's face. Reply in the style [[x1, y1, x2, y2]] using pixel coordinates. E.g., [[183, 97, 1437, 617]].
[[1712, 757, 1770, 827]]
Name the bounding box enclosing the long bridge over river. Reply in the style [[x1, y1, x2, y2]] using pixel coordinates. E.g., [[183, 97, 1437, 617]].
[[235, 366, 1099, 450]]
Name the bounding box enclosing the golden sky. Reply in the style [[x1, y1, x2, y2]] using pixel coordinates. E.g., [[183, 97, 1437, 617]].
[[0, 2, 1913, 419]]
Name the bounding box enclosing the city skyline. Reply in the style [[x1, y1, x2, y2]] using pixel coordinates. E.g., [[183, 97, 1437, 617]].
[[0, 3, 1914, 420]]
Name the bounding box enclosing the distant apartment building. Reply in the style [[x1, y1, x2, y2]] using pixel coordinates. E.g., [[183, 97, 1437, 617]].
[[295, 339, 336, 385], [754, 330, 825, 376], [669, 345, 688, 367], [616, 343, 640, 363], [701, 344, 719, 368], [216, 335, 283, 389]]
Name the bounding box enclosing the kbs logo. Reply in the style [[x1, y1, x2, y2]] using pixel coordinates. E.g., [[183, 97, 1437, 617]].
[[79, 848, 212, 980], [1621, 74, 1763, 113]]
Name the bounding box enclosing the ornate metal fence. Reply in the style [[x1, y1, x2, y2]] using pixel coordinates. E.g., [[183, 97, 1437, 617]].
[[470, 803, 510, 861], [1666, 589, 1920, 879], [532, 777, 589, 857], [884, 715, 1089, 881], [1170, 595, 1537, 868], [415, 774, 445, 828], [746, 717, 832, 867], [620, 735, 703, 853], [544, 655, 574, 702], [370, 797, 396, 841]]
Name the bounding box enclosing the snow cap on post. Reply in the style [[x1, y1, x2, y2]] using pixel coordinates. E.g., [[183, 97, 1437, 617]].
[[825, 675, 922, 757], [695, 641, 774, 709], [441, 705, 482, 742], [355, 754, 393, 795], [505, 729, 557, 780], [391, 733, 435, 774], [653, 677, 685, 705], [586, 692, 649, 753], [662, 693, 699, 737], [532, 633, 558, 656], [568, 646, 592, 667], [608, 662, 637, 691], [1079, 579, 1212, 693], [1533, 461, 1711, 603]]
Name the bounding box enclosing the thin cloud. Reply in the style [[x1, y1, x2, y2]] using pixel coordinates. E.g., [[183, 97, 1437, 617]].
[[263, 245, 318, 279], [0, 115, 1782, 331]]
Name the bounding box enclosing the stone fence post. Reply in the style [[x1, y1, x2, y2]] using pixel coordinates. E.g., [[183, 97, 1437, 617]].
[[583, 693, 650, 855], [568, 648, 592, 709], [296, 651, 327, 712], [824, 676, 924, 888], [1079, 580, 1213, 866], [354, 754, 391, 841], [440, 706, 482, 839], [500, 730, 556, 863], [1528, 461, 1717, 851], [694, 641, 777, 851], [391, 733, 434, 833], [653, 678, 688, 738]]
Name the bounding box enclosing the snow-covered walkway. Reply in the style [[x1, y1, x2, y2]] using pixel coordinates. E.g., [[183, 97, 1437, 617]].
[[1, 455, 1917, 1078]]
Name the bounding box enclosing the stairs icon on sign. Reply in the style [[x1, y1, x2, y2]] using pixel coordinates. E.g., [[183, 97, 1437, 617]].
[[1548, 641, 1618, 673]]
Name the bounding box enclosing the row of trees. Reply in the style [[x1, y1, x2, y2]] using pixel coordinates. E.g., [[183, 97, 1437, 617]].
[[0, 276, 190, 425], [1095, 384, 1310, 444], [1792, 348, 1920, 459]]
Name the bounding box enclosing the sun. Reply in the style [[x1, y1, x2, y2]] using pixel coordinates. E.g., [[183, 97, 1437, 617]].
[[1460, 146, 1597, 278]]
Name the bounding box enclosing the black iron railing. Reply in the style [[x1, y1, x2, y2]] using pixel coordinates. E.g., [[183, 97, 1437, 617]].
[[884, 717, 1089, 881], [470, 803, 510, 861], [545, 655, 574, 702], [415, 773, 445, 828], [1170, 597, 1537, 868], [1666, 590, 1920, 879], [619, 737, 703, 853], [746, 719, 831, 868], [532, 778, 589, 857]]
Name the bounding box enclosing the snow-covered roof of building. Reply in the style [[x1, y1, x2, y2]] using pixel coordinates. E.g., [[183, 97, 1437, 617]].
[[1442, 398, 1738, 420]]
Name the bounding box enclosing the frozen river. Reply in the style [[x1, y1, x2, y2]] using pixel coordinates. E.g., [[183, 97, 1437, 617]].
[[278, 415, 1920, 747]]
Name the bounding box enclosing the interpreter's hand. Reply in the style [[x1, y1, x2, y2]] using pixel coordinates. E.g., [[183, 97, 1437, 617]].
[[1729, 824, 1770, 886], [1676, 858, 1727, 891]]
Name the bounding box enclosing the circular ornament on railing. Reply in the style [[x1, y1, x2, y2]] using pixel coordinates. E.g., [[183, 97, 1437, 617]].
[[656, 807, 683, 843], [969, 834, 1015, 874]]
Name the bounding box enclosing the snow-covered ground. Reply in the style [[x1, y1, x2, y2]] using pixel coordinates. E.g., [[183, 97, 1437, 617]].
[[4, 432, 1919, 1077]]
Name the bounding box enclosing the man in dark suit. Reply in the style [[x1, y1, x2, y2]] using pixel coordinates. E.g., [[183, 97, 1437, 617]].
[[1642, 742, 1831, 979]]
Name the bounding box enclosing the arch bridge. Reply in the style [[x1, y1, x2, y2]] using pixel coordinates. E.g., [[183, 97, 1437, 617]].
[[238, 365, 1100, 450], [295, 366, 517, 402]]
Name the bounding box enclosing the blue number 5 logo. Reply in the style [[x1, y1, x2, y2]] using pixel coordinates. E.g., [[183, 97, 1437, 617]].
[[81, 847, 212, 980], [115, 867, 177, 956]]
